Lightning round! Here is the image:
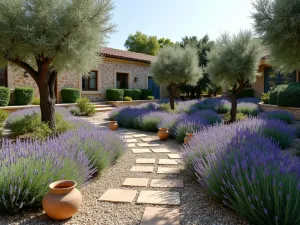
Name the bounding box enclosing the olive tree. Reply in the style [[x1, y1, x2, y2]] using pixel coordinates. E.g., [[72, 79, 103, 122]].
[[0, 0, 115, 129], [206, 30, 262, 122], [252, 0, 300, 72], [150, 45, 203, 109]]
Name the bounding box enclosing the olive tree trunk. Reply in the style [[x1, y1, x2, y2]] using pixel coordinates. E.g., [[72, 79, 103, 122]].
[[229, 94, 237, 122], [167, 84, 176, 110]]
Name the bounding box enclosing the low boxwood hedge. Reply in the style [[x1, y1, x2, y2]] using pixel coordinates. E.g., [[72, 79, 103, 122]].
[[269, 84, 287, 105], [0, 86, 10, 106], [123, 89, 133, 98], [132, 89, 142, 100], [106, 89, 124, 101], [14, 87, 34, 105], [277, 83, 300, 107], [141, 89, 153, 100], [61, 88, 80, 103]]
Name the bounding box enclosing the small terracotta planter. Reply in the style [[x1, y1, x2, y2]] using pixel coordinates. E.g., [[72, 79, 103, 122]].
[[184, 133, 194, 144], [108, 121, 118, 131], [42, 180, 82, 220], [157, 128, 169, 140]]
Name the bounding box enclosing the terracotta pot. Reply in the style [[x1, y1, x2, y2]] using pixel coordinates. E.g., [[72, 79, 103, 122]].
[[108, 121, 118, 131], [42, 180, 82, 220], [184, 133, 194, 144], [157, 128, 169, 140]]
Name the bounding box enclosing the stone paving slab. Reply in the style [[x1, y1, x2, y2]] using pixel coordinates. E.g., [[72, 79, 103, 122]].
[[133, 134, 148, 138], [126, 139, 138, 143], [157, 167, 180, 174], [127, 143, 136, 148], [98, 189, 137, 203], [140, 207, 180, 225], [150, 179, 184, 188], [141, 137, 155, 142], [122, 178, 149, 187], [130, 166, 154, 173], [151, 148, 170, 153], [132, 149, 151, 154], [136, 158, 156, 164], [167, 154, 181, 159], [138, 143, 160, 147], [123, 135, 133, 138], [136, 191, 180, 205], [158, 159, 179, 165]]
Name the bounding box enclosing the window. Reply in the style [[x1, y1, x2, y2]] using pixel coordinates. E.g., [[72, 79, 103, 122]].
[[264, 67, 296, 92], [116, 72, 129, 89], [82, 71, 97, 91], [0, 67, 7, 87]]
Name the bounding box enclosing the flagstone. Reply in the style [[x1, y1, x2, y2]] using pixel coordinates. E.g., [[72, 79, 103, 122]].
[[167, 154, 181, 159], [140, 207, 180, 225], [132, 149, 151, 154], [150, 179, 184, 188], [133, 134, 148, 137], [123, 135, 133, 138], [127, 143, 136, 147], [126, 139, 138, 143], [136, 191, 180, 205], [151, 148, 170, 153], [98, 189, 137, 203], [136, 158, 156, 164], [130, 166, 154, 173], [138, 143, 160, 147], [141, 137, 154, 142], [157, 167, 180, 174], [158, 159, 179, 165], [122, 178, 149, 187]]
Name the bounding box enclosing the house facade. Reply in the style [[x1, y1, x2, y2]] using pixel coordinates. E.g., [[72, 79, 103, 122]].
[[0, 47, 163, 103]]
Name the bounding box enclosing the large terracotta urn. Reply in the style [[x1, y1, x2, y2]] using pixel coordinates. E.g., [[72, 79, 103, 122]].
[[42, 180, 82, 220], [108, 121, 118, 131], [157, 128, 169, 140], [184, 133, 194, 144]]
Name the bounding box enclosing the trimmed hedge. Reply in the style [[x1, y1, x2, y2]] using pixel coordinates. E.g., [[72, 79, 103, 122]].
[[106, 89, 124, 101], [269, 84, 287, 105], [277, 83, 300, 107], [61, 88, 80, 103], [237, 88, 254, 98], [123, 89, 133, 98], [132, 89, 142, 100], [14, 87, 34, 105], [141, 89, 153, 100], [0, 86, 10, 106]]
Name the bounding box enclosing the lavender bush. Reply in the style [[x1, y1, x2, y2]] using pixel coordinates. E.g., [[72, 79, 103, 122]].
[[195, 110, 222, 125], [215, 100, 231, 114], [158, 113, 183, 137], [113, 107, 150, 128], [137, 112, 171, 131], [237, 102, 259, 116], [264, 110, 295, 124], [0, 138, 94, 213], [237, 97, 260, 104]]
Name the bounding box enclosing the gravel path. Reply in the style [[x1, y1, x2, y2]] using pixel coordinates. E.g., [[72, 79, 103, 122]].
[[0, 112, 248, 225]]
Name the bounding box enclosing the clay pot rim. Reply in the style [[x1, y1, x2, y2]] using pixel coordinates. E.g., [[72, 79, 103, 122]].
[[49, 180, 77, 191], [109, 120, 118, 122], [159, 127, 169, 130], [186, 132, 194, 136]]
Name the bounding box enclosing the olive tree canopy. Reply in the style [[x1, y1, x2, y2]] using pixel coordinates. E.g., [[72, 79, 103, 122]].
[[206, 30, 262, 122], [252, 0, 300, 72], [150, 45, 203, 109], [0, 0, 115, 128]]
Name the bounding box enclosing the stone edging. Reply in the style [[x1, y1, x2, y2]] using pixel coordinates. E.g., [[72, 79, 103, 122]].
[[107, 100, 158, 107], [258, 102, 300, 120]]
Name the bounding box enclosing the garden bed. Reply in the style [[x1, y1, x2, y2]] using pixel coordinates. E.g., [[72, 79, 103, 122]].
[[107, 99, 158, 107], [259, 102, 300, 120]]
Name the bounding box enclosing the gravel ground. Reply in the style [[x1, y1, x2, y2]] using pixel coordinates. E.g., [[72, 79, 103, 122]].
[[0, 112, 247, 225]]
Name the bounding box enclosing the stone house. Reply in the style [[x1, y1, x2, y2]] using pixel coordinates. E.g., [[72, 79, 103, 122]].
[[0, 47, 163, 103]]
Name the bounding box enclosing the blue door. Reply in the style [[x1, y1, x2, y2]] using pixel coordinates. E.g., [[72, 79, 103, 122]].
[[148, 76, 160, 99]]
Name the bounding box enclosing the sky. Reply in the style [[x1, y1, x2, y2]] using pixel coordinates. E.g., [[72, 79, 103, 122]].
[[107, 0, 254, 50]]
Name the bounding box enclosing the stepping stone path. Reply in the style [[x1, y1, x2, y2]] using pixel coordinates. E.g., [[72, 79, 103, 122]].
[[99, 130, 183, 225]]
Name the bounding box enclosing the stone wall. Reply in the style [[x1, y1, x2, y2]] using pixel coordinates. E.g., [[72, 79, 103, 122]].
[[107, 100, 157, 107], [259, 102, 300, 120]]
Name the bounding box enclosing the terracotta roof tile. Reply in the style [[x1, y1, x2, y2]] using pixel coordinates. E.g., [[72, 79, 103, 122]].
[[101, 47, 155, 63]]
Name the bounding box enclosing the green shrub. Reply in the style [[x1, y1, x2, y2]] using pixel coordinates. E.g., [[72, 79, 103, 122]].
[[76, 98, 96, 116], [61, 88, 80, 103], [237, 88, 254, 98], [132, 89, 142, 100], [31, 97, 40, 105], [147, 96, 155, 100], [69, 105, 81, 115], [106, 89, 124, 101], [0, 86, 10, 106], [0, 109, 8, 125], [141, 89, 153, 100], [277, 83, 300, 107], [14, 88, 34, 105], [269, 84, 287, 105], [224, 112, 247, 121], [123, 89, 133, 98], [261, 92, 269, 104], [123, 96, 132, 101]]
